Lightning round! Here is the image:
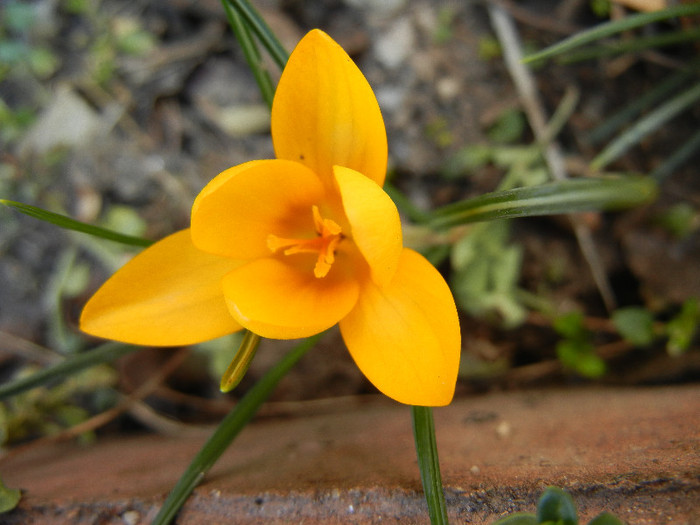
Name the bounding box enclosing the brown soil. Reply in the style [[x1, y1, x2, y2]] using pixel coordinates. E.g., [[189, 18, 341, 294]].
[[3, 385, 698, 524]]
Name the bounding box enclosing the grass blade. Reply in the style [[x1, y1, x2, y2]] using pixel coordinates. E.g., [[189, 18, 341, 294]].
[[0, 342, 136, 400], [559, 27, 700, 64], [221, 0, 275, 108], [412, 406, 449, 525], [1, 200, 152, 247], [522, 4, 700, 64], [588, 68, 696, 144], [429, 176, 656, 229], [152, 334, 321, 525], [225, 0, 289, 71], [591, 82, 700, 170], [650, 127, 700, 182]]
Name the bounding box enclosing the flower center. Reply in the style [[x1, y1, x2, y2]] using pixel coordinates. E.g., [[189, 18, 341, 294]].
[[267, 205, 343, 278]]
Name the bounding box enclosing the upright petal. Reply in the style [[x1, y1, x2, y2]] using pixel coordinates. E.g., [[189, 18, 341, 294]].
[[272, 29, 387, 187], [334, 165, 402, 287], [81, 230, 243, 346], [222, 257, 359, 340], [191, 159, 325, 259], [339, 249, 461, 406]]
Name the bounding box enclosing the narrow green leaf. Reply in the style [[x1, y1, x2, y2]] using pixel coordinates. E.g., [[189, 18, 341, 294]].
[[522, 4, 700, 64], [152, 334, 321, 525], [0, 476, 21, 513], [536, 486, 578, 525], [651, 127, 700, 182], [588, 68, 696, 144], [429, 177, 656, 229], [221, 0, 275, 108], [219, 331, 261, 392], [559, 28, 700, 64], [225, 0, 289, 71], [591, 82, 700, 170], [412, 405, 449, 525], [0, 342, 136, 400], [1, 200, 152, 247]]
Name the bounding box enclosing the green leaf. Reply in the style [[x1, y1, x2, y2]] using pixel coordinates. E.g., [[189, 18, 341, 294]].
[[0, 343, 135, 400], [492, 513, 538, 525], [612, 307, 655, 347], [553, 312, 586, 339], [587, 512, 625, 525], [488, 109, 526, 144], [655, 203, 698, 239], [557, 339, 606, 379], [0, 200, 152, 247], [221, 0, 275, 109], [429, 176, 656, 229], [591, 83, 700, 171], [522, 4, 700, 64], [558, 28, 700, 64], [0, 476, 21, 513], [536, 486, 578, 525], [666, 298, 700, 357], [223, 0, 289, 71]]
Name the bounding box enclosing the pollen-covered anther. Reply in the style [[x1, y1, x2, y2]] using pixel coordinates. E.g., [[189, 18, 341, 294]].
[[267, 205, 343, 278]]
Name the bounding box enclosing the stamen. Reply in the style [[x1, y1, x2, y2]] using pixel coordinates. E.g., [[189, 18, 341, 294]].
[[267, 206, 343, 278]]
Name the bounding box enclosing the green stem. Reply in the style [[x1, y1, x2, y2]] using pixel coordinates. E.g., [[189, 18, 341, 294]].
[[412, 405, 449, 525], [221, 0, 275, 108], [152, 334, 321, 525]]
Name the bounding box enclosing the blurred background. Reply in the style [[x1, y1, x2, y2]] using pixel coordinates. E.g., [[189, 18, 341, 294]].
[[0, 0, 698, 444]]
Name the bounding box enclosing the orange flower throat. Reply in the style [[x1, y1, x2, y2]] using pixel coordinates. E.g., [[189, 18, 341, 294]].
[[267, 205, 343, 278]]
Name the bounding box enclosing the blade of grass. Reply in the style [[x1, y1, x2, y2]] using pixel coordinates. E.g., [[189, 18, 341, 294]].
[[152, 333, 322, 525], [1, 200, 152, 247], [429, 176, 656, 229], [0, 342, 136, 400], [221, 0, 275, 109], [559, 27, 700, 64], [591, 82, 700, 170], [650, 127, 700, 182], [588, 67, 696, 144], [523, 3, 700, 64], [412, 406, 449, 525], [225, 0, 289, 70]]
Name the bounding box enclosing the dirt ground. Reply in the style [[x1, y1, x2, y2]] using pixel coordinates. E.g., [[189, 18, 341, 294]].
[[1, 0, 699, 523]]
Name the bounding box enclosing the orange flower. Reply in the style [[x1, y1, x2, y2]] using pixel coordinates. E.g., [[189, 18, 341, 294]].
[[81, 30, 460, 406]]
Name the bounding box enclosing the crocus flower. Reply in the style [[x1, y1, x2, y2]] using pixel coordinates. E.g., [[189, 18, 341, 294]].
[[80, 30, 460, 406]]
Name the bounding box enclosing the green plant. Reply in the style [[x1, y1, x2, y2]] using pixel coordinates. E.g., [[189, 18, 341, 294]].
[[493, 486, 624, 525]]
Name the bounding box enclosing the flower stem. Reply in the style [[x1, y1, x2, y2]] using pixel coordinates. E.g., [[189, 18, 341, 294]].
[[152, 334, 321, 525], [411, 405, 449, 525]]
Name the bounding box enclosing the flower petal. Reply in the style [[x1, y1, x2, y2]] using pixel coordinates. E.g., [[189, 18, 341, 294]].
[[339, 249, 461, 406], [272, 29, 387, 188], [222, 257, 359, 339], [334, 165, 402, 287], [80, 229, 243, 346], [191, 159, 325, 259]]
